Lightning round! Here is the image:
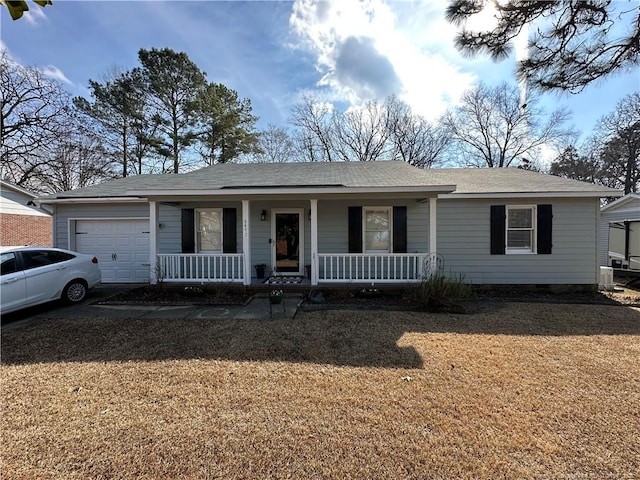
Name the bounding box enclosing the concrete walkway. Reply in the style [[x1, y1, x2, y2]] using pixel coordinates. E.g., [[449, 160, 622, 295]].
[[1, 285, 302, 331]]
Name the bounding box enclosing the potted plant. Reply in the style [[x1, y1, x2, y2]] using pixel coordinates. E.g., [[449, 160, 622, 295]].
[[254, 263, 267, 279], [269, 289, 283, 304]]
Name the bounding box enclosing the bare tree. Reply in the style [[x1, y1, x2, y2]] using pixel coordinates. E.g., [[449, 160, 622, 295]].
[[442, 82, 574, 168], [1, 51, 71, 186], [290, 94, 448, 166], [386, 96, 450, 168], [289, 95, 335, 162], [332, 100, 391, 162], [597, 93, 640, 194], [291, 130, 323, 163], [550, 93, 639, 194], [38, 124, 116, 194], [248, 124, 297, 163]]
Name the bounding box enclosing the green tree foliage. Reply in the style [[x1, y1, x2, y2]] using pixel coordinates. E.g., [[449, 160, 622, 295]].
[[74, 48, 259, 175], [74, 69, 157, 177], [446, 0, 640, 93], [549, 145, 600, 183], [196, 82, 259, 165], [1, 0, 51, 20], [550, 93, 640, 194], [442, 82, 574, 168], [138, 48, 207, 174]]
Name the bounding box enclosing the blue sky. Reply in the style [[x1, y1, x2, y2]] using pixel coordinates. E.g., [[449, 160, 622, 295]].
[[1, 0, 638, 142]]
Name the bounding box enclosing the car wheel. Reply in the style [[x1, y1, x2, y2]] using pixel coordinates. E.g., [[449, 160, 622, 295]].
[[62, 280, 87, 304]]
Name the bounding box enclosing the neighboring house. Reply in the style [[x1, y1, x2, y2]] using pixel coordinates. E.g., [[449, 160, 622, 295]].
[[1, 180, 52, 247], [37, 161, 620, 286], [599, 193, 640, 271]]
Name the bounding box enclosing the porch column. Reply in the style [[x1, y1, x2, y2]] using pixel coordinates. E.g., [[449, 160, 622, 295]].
[[310, 198, 318, 286], [242, 200, 251, 286], [149, 200, 159, 284], [429, 196, 437, 258]]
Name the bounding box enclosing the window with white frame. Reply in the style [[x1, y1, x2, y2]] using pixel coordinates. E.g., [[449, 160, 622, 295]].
[[196, 208, 222, 252], [364, 207, 391, 252], [506, 206, 535, 253]]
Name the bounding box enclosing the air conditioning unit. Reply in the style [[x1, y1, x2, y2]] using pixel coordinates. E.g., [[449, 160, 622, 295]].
[[599, 266, 615, 291]]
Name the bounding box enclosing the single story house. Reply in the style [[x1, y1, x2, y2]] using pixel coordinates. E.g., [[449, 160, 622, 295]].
[[599, 193, 640, 271], [1, 179, 52, 247], [37, 161, 620, 286]]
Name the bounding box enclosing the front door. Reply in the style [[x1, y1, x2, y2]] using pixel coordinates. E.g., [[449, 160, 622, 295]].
[[271, 209, 304, 274]]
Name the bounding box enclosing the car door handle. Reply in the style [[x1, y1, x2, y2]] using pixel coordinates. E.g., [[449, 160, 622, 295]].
[[56, 266, 67, 270], [1, 278, 19, 284]]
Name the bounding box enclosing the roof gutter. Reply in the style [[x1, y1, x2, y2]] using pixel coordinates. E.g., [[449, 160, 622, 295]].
[[129, 185, 457, 196], [37, 197, 148, 204], [440, 191, 623, 199]]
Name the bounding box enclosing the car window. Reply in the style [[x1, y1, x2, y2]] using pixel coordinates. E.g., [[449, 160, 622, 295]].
[[22, 250, 75, 270], [1, 252, 19, 275]]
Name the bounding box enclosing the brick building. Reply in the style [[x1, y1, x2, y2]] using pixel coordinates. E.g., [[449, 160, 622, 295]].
[[1, 180, 52, 247]]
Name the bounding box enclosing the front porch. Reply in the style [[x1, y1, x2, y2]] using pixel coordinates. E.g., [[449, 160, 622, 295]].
[[148, 194, 440, 287], [156, 253, 431, 285]]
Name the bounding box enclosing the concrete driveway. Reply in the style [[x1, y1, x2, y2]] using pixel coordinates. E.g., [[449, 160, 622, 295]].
[[1, 284, 302, 331]]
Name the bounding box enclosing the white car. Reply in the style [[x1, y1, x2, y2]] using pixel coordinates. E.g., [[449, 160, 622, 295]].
[[0, 246, 101, 315]]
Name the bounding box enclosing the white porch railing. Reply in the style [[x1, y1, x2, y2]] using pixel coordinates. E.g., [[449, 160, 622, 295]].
[[317, 253, 426, 283], [157, 254, 244, 283]]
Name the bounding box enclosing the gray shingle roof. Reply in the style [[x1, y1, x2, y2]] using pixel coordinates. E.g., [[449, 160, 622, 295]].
[[39, 161, 620, 200], [423, 168, 616, 194]]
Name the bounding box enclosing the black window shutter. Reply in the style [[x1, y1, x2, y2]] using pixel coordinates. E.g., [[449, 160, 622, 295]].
[[537, 204, 553, 254], [490, 205, 506, 255], [392, 206, 407, 253], [181, 209, 195, 253], [348, 206, 363, 253], [223, 208, 237, 253]]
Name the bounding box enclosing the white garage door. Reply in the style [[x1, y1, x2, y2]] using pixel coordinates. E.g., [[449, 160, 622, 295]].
[[75, 219, 150, 283]]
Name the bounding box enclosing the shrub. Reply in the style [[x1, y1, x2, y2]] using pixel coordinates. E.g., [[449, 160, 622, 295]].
[[415, 272, 471, 312]]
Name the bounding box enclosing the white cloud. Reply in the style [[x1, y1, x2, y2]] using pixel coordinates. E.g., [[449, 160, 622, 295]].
[[22, 3, 48, 26], [289, 0, 477, 120], [40, 65, 72, 85]]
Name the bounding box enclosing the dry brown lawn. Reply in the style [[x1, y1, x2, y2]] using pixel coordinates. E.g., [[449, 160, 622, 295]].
[[2, 303, 639, 479]]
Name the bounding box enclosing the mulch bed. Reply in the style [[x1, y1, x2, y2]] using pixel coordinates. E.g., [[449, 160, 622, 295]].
[[98, 285, 253, 306], [97, 282, 640, 309]]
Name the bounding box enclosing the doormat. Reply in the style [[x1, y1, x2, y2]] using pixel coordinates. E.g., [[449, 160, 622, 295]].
[[263, 276, 304, 285]]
